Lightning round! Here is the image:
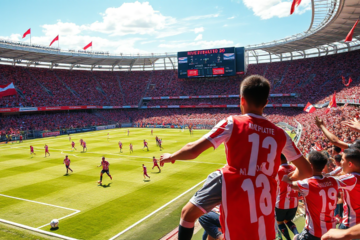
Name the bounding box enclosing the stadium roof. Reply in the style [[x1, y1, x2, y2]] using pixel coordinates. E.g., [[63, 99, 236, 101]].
[[0, 0, 359, 69]]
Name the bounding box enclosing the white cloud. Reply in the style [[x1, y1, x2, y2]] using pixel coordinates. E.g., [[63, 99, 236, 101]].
[[194, 34, 203, 41], [183, 14, 219, 21], [159, 39, 234, 51], [42, 21, 85, 36], [228, 16, 236, 19], [242, 0, 311, 19], [193, 27, 204, 34], [89, 1, 176, 36], [223, 24, 228, 27]]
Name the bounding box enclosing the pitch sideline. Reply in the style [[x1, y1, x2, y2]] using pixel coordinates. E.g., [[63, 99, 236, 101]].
[[108, 179, 206, 240]]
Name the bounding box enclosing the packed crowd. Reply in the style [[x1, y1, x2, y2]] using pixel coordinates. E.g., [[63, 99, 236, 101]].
[[0, 49, 360, 108]]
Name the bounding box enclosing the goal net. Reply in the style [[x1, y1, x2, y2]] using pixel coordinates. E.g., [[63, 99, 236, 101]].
[[182, 119, 217, 131]]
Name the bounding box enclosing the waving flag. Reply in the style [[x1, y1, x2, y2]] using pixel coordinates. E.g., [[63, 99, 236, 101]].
[[325, 92, 337, 114], [313, 143, 323, 151], [345, 19, 359, 42], [303, 102, 316, 113], [0, 83, 17, 98], [83, 41, 92, 50], [22, 28, 31, 38], [342, 76, 353, 86], [49, 35, 59, 46], [290, 0, 302, 15]]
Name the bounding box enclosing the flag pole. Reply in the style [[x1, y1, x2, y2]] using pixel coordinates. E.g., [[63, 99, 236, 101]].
[[58, 35, 59, 50], [30, 29, 31, 45]]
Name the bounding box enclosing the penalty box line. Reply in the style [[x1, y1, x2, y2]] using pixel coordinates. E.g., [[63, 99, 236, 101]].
[[108, 179, 206, 240], [0, 194, 80, 228]]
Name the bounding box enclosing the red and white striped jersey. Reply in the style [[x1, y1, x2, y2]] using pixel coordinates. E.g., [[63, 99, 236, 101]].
[[64, 158, 70, 165], [276, 164, 298, 209], [338, 173, 360, 227], [204, 114, 302, 240], [144, 141, 148, 146], [44, 145, 48, 151], [143, 166, 147, 173], [297, 176, 339, 238], [71, 141, 75, 147], [101, 160, 109, 170]]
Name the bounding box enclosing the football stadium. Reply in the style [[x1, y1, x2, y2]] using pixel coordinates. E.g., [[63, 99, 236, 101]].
[[1, 0, 360, 239]]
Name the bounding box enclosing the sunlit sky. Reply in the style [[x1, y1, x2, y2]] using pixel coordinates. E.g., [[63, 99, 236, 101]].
[[0, 0, 312, 54]]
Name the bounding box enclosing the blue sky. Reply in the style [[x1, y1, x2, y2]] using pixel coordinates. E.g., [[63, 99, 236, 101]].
[[0, 0, 312, 54]]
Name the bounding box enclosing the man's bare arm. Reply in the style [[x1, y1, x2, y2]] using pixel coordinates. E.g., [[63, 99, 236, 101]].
[[160, 137, 214, 166], [288, 156, 313, 181], [315, 116, 349, 149]]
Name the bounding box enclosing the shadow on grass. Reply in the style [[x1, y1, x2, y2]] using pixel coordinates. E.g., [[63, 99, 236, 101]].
[[151, 172, 161, 174], [143, 179, 151, 182], [99, 183, 112, 188], [63, 174, 71, 176], [50, 227, 59, 231]]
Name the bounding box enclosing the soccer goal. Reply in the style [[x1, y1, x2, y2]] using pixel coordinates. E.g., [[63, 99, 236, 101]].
[[181, 119, 217, 132]]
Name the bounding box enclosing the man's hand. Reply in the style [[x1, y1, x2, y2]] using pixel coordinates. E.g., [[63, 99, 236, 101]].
[[282, 174, 292, 185], [342, 118, 360, 133], [315, 116, 325, 128], [160, 153, 175, 167], [321, 228, 349, 240]]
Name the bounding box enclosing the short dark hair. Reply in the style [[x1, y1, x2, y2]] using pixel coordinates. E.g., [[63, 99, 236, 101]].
[[350, 140, 360, 151], [334, 155, 342, 163], [308, 151, 328, 172], [344, 148, 360, 167], [281, 154, 286, 162], [240, 75, 270, 108], [333, 146, 342, 154]]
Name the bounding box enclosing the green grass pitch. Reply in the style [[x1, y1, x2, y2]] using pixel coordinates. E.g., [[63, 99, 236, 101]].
[[0, 128, 227, 239]]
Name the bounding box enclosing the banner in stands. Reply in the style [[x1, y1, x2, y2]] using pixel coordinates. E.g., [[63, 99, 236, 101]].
[[0, 105, 138, 113], [96, 124, 116, 130], [141, 104, 305, 109], [142, 93, 296, 100], [42, 131, 60, 137]]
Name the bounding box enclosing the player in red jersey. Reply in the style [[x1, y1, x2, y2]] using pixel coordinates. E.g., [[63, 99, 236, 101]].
[[97, 157, 112, 185], [82, 141, 87, 152], [30, 145, 36, 156], [155, 136, 159, 146], [336, 149, 360, 230], [130, 143, 133, 153], [284, 151, 340, 240], [158, 138, 163, 151], [63, 155, 73, 175], [152, 156, 161, 173], [142, 164, 150, 180], [143, 140, 149, 151], [119, 141, 123, 153], [160, 75, 312, 240], [44, 144, 50, 157], [275, 154, 299, 240], [107, 132, 110, 140], [71, 141, 76, 151], [19, 135, 23, 143], [151, 129, 153, 136], [127, 129, 130, 136], [68, 134, 71, 141]]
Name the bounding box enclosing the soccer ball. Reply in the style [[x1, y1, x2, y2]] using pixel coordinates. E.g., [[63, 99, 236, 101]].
[[50, 219, 59, 228]]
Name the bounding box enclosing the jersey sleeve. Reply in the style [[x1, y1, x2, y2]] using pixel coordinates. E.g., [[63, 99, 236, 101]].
[[281, 130, 302, 162], [329, 167, 342, 176], [297, 179, 310, 196], [203, 116, 234, 149], [338, 174, 357, 191]]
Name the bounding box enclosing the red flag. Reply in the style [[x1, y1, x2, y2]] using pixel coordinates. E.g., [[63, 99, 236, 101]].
[[0, 83, 17, 98], [343, 76, 353, 87], [303, 102, 316, 113], [345, 19, 359, 42], [22, 28, 31, 38], [314, 143, 323, 151], [290, 0, 302, 15], [49, 35, 59, 46], [83, 41, 92, 50], [325, 92, 337, 114]]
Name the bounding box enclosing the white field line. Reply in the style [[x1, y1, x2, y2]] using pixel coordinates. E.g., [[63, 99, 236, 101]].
[[0, 218, 78, 240], [108, 179, 206, 240], [0, 194, 80, 229]]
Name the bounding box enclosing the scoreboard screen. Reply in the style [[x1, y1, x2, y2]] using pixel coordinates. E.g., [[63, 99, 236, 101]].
[[177, 47, 236, 79]]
